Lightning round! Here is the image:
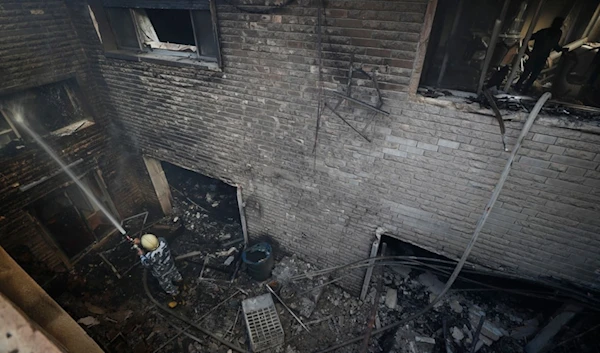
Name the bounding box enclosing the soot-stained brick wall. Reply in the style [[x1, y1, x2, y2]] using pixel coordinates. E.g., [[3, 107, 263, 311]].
[[0, 0, 158, 276], [74, 0, 600, 290]]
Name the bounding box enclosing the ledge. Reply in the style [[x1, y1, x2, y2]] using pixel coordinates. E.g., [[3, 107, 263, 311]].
[[416, 88, 600, 135], [104, 50, 221, 71]]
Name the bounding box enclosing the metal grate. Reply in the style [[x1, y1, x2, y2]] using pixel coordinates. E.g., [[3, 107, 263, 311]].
[[242, 294, 284, 352]]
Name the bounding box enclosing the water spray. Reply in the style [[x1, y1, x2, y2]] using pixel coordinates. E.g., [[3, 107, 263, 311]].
[[13, 113, 129, 238]]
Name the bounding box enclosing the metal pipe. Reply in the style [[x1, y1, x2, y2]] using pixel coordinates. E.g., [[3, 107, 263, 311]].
[[265, 283, 311, 332], [503, 0, 546, 91], [324, 103, 372, 142], [313, 93, 553, 353], [437, 0, 465, 86], [477, 0, 511, 94]]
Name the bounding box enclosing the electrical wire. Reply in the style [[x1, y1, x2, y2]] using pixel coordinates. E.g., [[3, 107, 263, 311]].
[[291, 255, 600, 308], [295, 260, 599, 309]]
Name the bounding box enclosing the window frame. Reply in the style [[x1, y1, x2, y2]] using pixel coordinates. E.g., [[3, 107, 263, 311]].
[[0, 109, 21, 148], [0, 79, 95, 146], [102, 2, 222, 68]]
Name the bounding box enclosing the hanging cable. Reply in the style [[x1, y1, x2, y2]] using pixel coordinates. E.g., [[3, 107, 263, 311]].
[[313, 93, 553, 353]]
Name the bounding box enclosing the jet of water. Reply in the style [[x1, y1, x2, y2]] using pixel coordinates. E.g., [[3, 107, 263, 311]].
[[14, 114, 127, 235]]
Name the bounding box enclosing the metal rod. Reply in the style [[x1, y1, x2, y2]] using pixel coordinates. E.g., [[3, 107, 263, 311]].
[[330, 91, 390, 116], [324, 103, 372, 142], [359, 242, 386, 353], [503, 0, 546, 91], [470, 314, 486, 353], [143, 271, 248, 353], [197, 290, 242, 323], [437, 0, 465, 86], [265, 284, 310, 332], [360, 237, 381, 301], [152, 323, 191, 353], [225, 307, 241, 338], [99, 253, 122, 279], [236, 186, 249, 246], [314, 93, 553, 353], [444, 318, 453, 353], [478, 0, 511, 94]]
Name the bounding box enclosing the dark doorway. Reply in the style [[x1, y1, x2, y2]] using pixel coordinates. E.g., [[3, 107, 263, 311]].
[[32, 186, 96, 258], [30, 173, 118, 259], [161, 162, 243, 246]]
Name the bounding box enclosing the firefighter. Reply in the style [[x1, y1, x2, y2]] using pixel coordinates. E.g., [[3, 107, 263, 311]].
[[135, 234, 183, 307], [515, 17, 567, 94]]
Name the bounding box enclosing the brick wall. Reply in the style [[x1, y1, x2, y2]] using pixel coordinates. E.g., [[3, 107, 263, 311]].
[[0, 0, 157, 276], [73, 0, 600, 290]]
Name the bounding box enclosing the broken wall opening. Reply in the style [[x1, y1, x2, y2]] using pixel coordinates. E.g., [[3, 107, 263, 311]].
[[0, 78, 94, 148], [420, 0, 600, 107], [375, 234, 600, 353], [161, 161, 243, 246], [27, 171, 119, 261]]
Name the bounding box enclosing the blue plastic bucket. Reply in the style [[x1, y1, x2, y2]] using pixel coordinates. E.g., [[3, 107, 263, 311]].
[[242, 242, 274, 281]]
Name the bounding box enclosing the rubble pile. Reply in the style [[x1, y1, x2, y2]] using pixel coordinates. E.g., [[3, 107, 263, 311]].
[[171, 187, 243, 247], [365, 266, 536, 353]]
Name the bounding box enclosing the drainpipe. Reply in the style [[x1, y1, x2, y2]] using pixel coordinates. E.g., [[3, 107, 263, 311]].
[[503, 0, 546, 92]]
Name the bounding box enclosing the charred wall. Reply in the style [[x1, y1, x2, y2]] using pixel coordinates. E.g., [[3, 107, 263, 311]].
[[0, 1, 159, 277], [70, 0, 600, 290]]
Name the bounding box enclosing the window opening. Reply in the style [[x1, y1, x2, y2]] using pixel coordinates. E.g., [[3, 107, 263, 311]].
[[0, 79, 93, 147], [419, 0, 600, 110], [104, 6, 221, 64]]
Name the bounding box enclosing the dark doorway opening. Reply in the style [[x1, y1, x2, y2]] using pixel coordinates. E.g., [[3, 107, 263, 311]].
[[161, 162, 243, 247], [29, 173, 118, 259]]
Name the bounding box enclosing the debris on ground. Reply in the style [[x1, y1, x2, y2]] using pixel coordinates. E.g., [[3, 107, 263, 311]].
[[48, 166, 599, 353], [78, 316, 101, 327]]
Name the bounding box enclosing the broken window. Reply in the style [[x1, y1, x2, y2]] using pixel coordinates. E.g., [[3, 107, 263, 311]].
[[104, 6, 221, 64], [0, 111, 20, 148], [0, 79, 93, 146], [419, 0, 600, 108]]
